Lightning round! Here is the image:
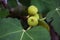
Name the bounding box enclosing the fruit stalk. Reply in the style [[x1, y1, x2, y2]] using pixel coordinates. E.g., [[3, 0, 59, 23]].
[[39, 14, 50, 31], [39, 20, 50, 31]]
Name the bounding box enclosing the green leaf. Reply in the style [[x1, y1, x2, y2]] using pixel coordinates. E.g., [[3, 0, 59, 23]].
[[31, 0, 60, 16], [23, 26, 51, 40], [0, 9, 9, 18], [8, 0, 17, 7], [31, 0, 49, 14], [19, 0, 31, 7], [0, 18, 51, 40], [46, 8, 60, 35], [39, 0, 60, 10], [0, 18, 23, 40]]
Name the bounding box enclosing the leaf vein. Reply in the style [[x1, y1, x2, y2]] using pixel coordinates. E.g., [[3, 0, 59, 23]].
[[0, 30, 22, 38]]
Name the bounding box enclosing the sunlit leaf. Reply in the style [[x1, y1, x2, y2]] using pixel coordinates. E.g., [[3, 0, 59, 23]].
[[46, 8, 60, 35]]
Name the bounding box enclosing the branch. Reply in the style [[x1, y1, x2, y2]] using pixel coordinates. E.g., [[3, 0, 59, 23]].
[[46, 18, 59, 40], [0, 0, 27, 20]]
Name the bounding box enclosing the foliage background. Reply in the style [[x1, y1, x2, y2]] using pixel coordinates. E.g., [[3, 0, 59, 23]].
[[0, 0, 60, 40]]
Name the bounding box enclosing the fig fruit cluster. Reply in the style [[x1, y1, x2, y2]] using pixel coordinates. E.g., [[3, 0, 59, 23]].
[[27, 5, 39, 26]]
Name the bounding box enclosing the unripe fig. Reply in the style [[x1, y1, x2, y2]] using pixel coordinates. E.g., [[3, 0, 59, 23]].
[[28, 5, 38, 15], [27, 16, 38, 26], [33, 14, 39, 20]]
